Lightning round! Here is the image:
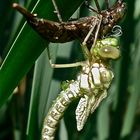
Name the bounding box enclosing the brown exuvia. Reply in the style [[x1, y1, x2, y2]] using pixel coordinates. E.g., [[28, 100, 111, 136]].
[[12, 0, 127, 47]]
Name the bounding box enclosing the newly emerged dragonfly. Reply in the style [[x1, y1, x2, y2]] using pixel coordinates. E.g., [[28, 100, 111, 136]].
[[42, 36, 120, 140], [12, 0, 126, 47], [12, 1, 125, 139]]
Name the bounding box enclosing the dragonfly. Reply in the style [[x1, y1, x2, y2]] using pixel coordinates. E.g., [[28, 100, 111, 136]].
[[41, 35, 121, 139], [12, 1, 125, 139], [12, 0, 126, 47]]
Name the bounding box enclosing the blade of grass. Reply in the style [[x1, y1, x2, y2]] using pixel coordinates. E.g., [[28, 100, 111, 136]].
[[121, 29, 140, 138], [97, 100, 110, 140], [59, 119, 68, 140]]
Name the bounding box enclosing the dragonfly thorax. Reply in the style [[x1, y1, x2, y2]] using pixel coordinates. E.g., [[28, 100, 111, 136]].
[[77, 62, 114, 95]]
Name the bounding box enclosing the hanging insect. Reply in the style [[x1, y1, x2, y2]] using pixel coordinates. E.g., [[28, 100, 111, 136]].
[[12, 1, 125, 139], [12, 0, 126, 47], [41, 35, 121, 139]]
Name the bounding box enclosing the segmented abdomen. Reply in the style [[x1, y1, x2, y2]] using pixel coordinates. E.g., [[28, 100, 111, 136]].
[[42, 80, 82, 140]]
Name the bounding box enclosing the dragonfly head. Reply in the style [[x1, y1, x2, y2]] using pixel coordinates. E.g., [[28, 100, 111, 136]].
[[92, 38, 120, 60]]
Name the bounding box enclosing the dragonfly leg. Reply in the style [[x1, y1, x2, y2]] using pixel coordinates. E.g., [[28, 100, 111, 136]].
[[46, 43, 86, 68], [105, 0, 110, 9], [81, 15, 102, 59], [49, 60, 86, 68], [52, 0, 63, 22], [94, 0, 101, 13], [81, 17, 99, 59], [91, 14, 102, 49], [82, 16, 100, 46], [84, 0, 99, 13]]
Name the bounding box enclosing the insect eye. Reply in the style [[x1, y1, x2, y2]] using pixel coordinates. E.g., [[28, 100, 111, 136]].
[[98, 46, 120, 59]]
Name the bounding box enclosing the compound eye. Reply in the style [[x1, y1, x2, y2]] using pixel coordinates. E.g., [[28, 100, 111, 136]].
[[98, 46, 120, 59]]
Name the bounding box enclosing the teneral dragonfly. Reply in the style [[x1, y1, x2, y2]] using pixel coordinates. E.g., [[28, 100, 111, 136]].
[[42, 37, 120, 140]]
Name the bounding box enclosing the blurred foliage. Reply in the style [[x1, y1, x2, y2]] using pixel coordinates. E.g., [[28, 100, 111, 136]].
[[0, 0, 140, 140]]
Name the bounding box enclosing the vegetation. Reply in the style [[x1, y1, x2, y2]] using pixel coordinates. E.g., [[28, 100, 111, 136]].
[[0, 0, 140, 140]]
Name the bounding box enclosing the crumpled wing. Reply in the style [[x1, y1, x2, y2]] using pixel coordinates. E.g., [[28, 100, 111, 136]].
[[75, 95, 95, 131], [75, 90, 108, 131], [91, 90, 107, 113]]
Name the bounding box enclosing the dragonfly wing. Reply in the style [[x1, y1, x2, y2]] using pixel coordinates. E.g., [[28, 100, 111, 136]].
[[91, 90, 107, 114], [75, 95, 95, 131]]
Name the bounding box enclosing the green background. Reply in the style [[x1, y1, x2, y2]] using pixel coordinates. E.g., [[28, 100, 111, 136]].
[[0, 0, 139, 140]]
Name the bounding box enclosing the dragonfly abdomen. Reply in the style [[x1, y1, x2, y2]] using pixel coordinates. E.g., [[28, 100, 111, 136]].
[[42, 81, 83, 140]]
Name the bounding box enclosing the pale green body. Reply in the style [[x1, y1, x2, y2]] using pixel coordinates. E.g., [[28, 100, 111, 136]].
[[42, 38, 120, 140]]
